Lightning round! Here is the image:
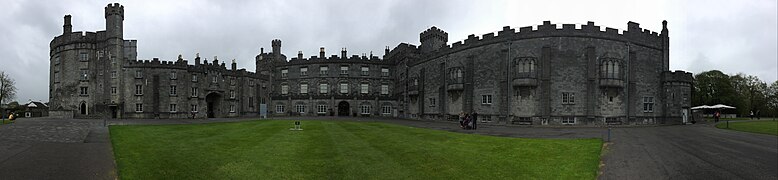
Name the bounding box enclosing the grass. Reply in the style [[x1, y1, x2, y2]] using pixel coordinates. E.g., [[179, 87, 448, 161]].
[[716, 120, 778, 136], [111, 120, 602, 179]]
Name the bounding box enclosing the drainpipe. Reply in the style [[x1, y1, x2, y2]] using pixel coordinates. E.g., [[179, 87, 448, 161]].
[[625, 43, 630, 121]]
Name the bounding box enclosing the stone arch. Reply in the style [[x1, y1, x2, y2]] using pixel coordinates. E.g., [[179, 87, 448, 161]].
[[79, 101, 87, 115]]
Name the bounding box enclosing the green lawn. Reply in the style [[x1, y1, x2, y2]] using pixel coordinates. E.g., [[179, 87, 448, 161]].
[[716, 121, 778, 136], [111, 120, 602, 179]]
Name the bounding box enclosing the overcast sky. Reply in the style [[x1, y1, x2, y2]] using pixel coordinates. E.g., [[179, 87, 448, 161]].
[[0, 0, 775, 103]]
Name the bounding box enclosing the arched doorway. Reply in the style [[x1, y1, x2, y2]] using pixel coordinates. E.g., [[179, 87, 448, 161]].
[[206, 92, 222, 118], [79, 102, 87, 115], [337, 101, 350, 116]]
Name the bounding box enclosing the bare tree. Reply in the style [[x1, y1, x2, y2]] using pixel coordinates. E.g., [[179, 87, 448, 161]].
[[0, 71, 16, 104]]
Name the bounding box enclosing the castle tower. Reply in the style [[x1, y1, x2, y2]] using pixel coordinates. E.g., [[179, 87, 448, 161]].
[[419, 26, 448, 53], [63, 15, 72, 35], [104, 3, 125, 110], [105, 3, 124, 38], [272, 39, 282, 60]]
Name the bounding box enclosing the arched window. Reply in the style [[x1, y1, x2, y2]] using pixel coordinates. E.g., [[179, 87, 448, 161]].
[[515, 57, 536, 77], [601, 58, 621, 79]]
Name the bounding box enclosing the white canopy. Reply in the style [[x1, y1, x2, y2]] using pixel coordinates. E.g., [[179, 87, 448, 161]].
[[710, 104, 736, 109], [691, 105, 712, 110]]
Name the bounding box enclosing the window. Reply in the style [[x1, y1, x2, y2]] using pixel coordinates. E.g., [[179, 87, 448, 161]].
[[296, 105, 306, 114], [135, 85, 143, 95], [516, 58, 536, 74], [170, 71, 177, 79], [360, 105, 371, 114], [300, 67, 308, 76], [562, 92, 575, 104], [211, 75, 218, 83], [320, 66, 328, 76], [382, 106, 392, 114], [81, 70, 89, 80], [249, 97, 254, 108], [643, 97, 654, 112], [230, 104, 236, 113], [230, 90, 235, 99], [449, 68, 464, 83], [135, 103, 143, 112], [381, 84, 389, 95], [230, 77, 236, 85], [111, 87, 117, 94], [191, 87, 198, 97], [281, 69, 289, 78], [249, 80, 255, 86], [54, 56, 60, 64], [340, 83, 349, 94], [340, 66, 349, 75], [319, 83, 329, 94], [191, 104, 198, 112], [429, 98, 436, 107], [300, 83, 308, 94], [601, 59, 620, 79], [561, 117, 576, 124], [381, 68, 389, 77], [482, 95, 492, 104], [111, 71, 117, 79], [79, 52, 88, 61], [135, 70, 142, 78], [276, 105, 285, 113], [281, 84, 289, 95], [360, 83, 369, 94], [169, 104, 177, 112], [318, 105, 327, 114], [192, 74, 198, 82], [361, 66, 369, 76], [170, 86, 177, 96], [79, 87, 88, 95]]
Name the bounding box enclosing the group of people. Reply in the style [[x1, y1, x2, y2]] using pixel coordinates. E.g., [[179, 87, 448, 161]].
[[459, 112, 478, 130]]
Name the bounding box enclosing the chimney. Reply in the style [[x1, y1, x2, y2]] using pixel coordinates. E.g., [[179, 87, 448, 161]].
[[341, 48, 347, 59], [298, 51, 303, 59], [319, 47, 325, 59], [63, 15, 72, 34], [231, 59, 237, 70]]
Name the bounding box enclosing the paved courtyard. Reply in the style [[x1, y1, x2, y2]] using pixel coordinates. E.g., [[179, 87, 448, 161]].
[[0, 117, 775, 179]]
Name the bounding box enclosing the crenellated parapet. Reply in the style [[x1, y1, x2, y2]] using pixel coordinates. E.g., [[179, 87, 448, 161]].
[[124, 57, 266, 79], [662, 70, 694, 84], [50, 31, 108, 50], [408, 21, 667, 61]]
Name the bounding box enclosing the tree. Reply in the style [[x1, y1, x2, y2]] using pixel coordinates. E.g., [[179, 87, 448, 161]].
[[766, 81, 778, 117], [1, 71, 17, 119], [693, 70, 739, 107], [730, 73, 768, 116]]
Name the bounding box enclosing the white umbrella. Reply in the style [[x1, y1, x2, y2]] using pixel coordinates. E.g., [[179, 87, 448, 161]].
[[691, 105, 712, 110], [710, 104, 736, 109]]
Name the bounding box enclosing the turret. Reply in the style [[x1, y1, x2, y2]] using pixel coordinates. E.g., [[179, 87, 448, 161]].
[[419, 26, 448, 53], [661, 20, 670, 71], [63, 15, 72, 35], [271, 39, 282, 58], [104, 3, 124, 39]]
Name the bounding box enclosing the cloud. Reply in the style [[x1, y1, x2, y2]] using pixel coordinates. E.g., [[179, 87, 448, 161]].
[[0, 0, 776, 102]]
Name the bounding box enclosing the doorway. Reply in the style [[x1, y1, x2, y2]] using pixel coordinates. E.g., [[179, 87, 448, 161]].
[[337, 101, 350, 116], [110, 106, 117, 118], [79, 102, 87, 115], [206, 92, 222, 118]]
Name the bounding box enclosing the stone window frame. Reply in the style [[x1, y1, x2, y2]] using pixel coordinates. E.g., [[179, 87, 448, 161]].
[[281, 84, 289, 95], [429, 98, 436, 107], [135, 103, 143, 112], [300, 67, 308, 76], [169, 104, 177, 113], [381, 105, 392, 114], [381, 67, 390, 77], [380, 83, 389, 95], [230, 103, 236, 113], [276, 104, 285, 114], [170, 71, 177, 80], [339, 82, 349, 94], [481, 95, 492, 105], [248, 97, 255, 108], [514, 57, 537, 78], [340, 65, 349, 75], [360, 104, 371, 114], [191, 104, 198, 112], [317, 104, 328, 114], [448, 67, 464, 83], [643, 96, 654, 112], [111, 87, 117, 94], [319, 66, 329, 76], [230, 90, 236, 99], [191, 73, 198, 82], [600, 58, 622, 79], [111, 71, 117, 79], [562, 92, 576, 105], [361, 66, 369, 76], [81, 70, 89, 81], [79, 86, 89, 96], [295, 104, 306, 114], [191, 87, 198, 97], [300, 83, 309, 94], [135, 70, 143, 79], [79, 52, 89, 62], [170, 85, 177, 96], [281, 68, 289, 78], [360, 82, 369, 94], [561, 116, 576, 125], [319, 83, 329, 94], [135, 85, 143, 95]]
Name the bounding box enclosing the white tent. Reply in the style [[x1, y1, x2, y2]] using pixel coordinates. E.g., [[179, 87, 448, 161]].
[[691, 105, 712, 110], [710, 104, 736, 109]]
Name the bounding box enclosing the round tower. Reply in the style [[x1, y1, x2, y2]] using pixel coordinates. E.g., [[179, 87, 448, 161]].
[[104, 3, 124, 38], [419, 26, 448, 53]]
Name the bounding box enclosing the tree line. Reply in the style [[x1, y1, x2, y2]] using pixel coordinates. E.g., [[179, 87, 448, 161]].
[[693, 70, 778, 117]]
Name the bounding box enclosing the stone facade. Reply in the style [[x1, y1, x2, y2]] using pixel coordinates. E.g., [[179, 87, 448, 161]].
[[49, 3, 693, 125]]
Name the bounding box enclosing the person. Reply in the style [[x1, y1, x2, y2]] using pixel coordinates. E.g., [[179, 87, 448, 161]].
[[471, 111, 478, 130], [464, 113, 472, 130], [458, 112, 466, 129], [714, 111, 720, 122], [8, 112, 15, 121]]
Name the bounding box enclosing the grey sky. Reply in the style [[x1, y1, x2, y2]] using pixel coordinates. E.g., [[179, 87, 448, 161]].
[[0, 0, 775, 103]]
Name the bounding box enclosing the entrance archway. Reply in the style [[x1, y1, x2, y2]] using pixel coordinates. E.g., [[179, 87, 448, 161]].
[[206, 92, 223, 118], [79, 102, 87, 115], [337, 101, 350, 116]]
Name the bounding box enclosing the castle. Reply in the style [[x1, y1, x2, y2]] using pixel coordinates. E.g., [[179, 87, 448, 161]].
[[50, 3, 693, 125]]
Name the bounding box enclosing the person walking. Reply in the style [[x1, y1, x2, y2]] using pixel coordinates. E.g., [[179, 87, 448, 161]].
[[459, 112, 466, 129], [471, 111, 478, 130], [750, 111, 754, 120], [714, 111, 720, 122]]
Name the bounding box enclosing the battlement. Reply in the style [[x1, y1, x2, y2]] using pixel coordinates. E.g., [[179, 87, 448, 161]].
[[126, 56, 260, 77], [433, 21, 667, 58], [104, 3, 124, 18], [420, 26, 448, 42], [662, 70, 694, 83], [50, 30, 109, 49], [123, 39, 137, 46]]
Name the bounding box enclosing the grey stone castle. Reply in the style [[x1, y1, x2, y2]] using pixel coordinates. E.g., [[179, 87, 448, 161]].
[[50, 3, 693, 125]]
